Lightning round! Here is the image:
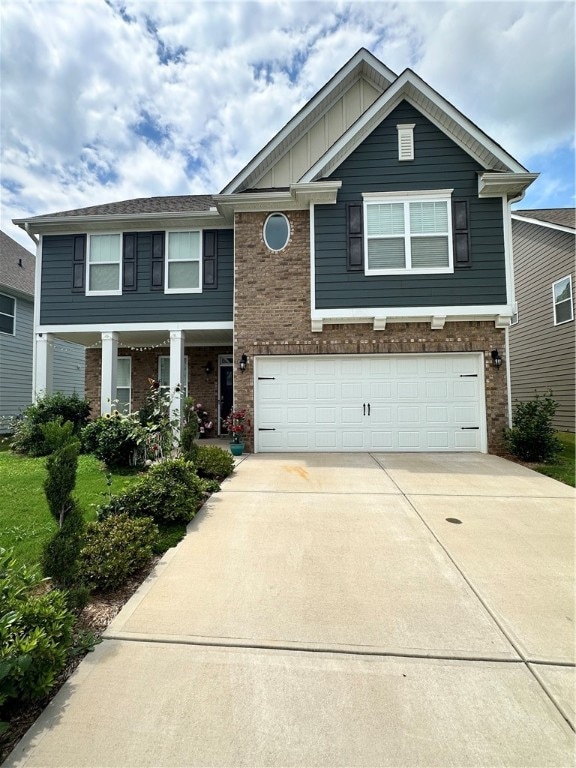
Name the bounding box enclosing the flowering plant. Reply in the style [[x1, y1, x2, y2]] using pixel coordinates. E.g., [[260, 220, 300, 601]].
[[224, 409, 249, 443]]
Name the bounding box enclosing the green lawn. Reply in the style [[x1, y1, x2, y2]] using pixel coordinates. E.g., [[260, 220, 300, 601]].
[[0, 452, 141, 568], [534, 432, 575, 487]]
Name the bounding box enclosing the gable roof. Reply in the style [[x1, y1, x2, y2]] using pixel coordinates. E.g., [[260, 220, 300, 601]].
[[221, 48, 397, 194], [0, 230, 35, 297], [24, 195, 215, 219], [512, 208, 575, 232], [300, 67, 530, 183]]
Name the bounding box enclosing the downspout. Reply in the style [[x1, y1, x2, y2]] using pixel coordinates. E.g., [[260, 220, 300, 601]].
[[505, 190, 526, 427]]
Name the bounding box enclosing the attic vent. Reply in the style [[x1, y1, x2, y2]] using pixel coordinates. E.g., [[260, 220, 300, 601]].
[[397, 123, 415, 161]]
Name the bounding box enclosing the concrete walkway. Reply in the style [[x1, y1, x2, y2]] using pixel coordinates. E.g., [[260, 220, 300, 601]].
[[6, 453, 575, 767]]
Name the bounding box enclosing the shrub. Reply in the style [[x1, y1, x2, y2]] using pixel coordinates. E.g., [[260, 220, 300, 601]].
[[10, 392, 91, 457], [193, 445, 234, 481], [79, 514, 159, 591], [505, 392, 563, 463], [82, 414, 145, 468], [98, 459, 206, 524], [43, 421, 80, 527], [0, 549, 75, 719], [41, 501, 86, 592]]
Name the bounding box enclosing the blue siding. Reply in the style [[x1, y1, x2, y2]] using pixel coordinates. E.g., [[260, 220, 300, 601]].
[[40, 229, 234, 325], [315, 101, 506, 309]]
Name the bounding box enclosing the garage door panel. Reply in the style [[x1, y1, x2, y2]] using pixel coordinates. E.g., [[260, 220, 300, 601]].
[[255, 354, 484, 452]]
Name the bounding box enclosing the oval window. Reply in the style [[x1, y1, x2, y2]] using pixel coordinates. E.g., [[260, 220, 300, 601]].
[[263, 213, 290, 251]]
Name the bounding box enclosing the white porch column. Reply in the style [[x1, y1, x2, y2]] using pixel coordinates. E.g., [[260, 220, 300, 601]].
[[100, 332, 119, 416], [33, 333, 54, 400], [169, 330, 185, 437]]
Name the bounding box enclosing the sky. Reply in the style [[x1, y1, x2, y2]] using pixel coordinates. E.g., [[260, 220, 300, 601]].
[[1, 0, 574, 251]]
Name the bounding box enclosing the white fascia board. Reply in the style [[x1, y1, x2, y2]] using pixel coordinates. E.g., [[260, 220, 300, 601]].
[[502, 196, 514, 308], [478, 173, 539, 198], [36, 321, 234, 335], [511, 214, 575, 234], [214, 182, 341, 215], [220, 49, 397, 195], [311, 306, 512, 324], [14, 209, 225, 235], [301, 70, 532, 183]]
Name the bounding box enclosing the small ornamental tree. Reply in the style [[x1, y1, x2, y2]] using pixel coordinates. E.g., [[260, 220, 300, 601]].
[[505, 392, 563, 463]]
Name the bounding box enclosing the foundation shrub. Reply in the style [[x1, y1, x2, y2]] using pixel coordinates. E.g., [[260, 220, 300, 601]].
[[79, 514, 159, 591], [98, 459, 206, 524], [81, 414, 144, 468], [505, 392, 563, 463], [0, 549, 75, 723], [193, 445, 234, 481], [10, 393, 91, 457]]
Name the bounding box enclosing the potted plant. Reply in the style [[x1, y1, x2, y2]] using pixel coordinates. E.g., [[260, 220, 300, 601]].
[[224, 409, 248, 455]]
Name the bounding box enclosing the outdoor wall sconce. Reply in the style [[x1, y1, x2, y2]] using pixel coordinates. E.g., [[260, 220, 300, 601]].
[[204, 362, 213, 375], [491, 349, 503, 369], [239, 354, 248, 373]]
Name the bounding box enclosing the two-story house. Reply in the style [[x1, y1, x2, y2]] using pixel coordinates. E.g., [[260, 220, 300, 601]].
[[14, 49, 536, 453], [0, 230, 86, 431]]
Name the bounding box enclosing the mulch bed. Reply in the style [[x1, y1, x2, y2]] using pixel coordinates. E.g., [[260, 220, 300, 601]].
[[0, 557, 160, 763]]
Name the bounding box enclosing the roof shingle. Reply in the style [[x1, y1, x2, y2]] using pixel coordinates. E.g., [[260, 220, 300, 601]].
[[0, 230, 35, 296], [28, 195, 215, 219], [513, 208, 575, 230]]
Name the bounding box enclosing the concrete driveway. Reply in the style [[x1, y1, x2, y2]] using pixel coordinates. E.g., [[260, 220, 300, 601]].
[[6, 453, 575, 767]]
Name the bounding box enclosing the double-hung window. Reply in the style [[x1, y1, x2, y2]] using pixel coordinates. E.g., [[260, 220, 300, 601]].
[[87, 234, 122, 294], [552, 276, 573, 325], [165, 231, 201, 293], [116, 357, 131, 414], [158, 356, 189, 397], [363, 190, 453, 275], [0, 293, 15, 335]]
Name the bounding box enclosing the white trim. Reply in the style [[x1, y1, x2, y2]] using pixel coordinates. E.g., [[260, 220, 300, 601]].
[[220, 49, 397, 194], [86, 232, 122, 296], [502, 196, 514, 308], [14, 210, 226, 235], [164, 229, 203, 294], [311, 305, 512, 323], [362, 189, 453, 200], [511, 214, 575, 235], [478, 172, 539, 199], [300, 70, 530, 183], [36, 321, 233, 335], [0, 291, 16, 335], [552, 275, 574, 326], [309, 203, 316, 318], [34, 333, 54, 398], [32, 235, 43, 402], [363, 192, 454, 276], [101, 332, 119, 415], [263, 212, 291, 252]]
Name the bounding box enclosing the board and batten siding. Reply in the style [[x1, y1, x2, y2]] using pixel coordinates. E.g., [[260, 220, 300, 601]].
[[314, 100, 506, 309], [509, 219, 575, 431], [40, 229, 233, 325], [0, 294, 85, 431]]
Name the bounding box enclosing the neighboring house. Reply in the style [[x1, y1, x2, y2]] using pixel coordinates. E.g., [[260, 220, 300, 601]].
[[509, 209, 575, 432], [0, 230, 85, 432], [14, 48, 538, 453]]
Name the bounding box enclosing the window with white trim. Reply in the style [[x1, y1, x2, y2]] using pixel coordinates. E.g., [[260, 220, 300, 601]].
[[165, 231, 201, 293], [158, 356, 189, 397], [364, 191, 453, 275], [87, 234, 122, 294], [553, 275, 573, 325], [116, 357, 131, 414], [0, 293, 15, 335]]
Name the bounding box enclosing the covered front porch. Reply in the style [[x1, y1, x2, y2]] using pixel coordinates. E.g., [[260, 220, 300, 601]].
[[34, 326, 234, 435]]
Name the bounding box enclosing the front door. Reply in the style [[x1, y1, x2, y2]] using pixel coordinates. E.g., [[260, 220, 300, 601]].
[[218, 355, 234, 435]]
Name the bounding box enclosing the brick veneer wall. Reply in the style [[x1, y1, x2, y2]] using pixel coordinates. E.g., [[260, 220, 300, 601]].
[[233, 209, 509, 454], [85, 346, 231, 430]]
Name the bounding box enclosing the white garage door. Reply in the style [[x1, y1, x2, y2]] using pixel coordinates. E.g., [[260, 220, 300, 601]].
[[254, 354, 485, 452]]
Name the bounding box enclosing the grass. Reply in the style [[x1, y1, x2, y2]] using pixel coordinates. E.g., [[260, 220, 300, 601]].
[[0, 452, 142, 568], [533, 431, 575, 487]]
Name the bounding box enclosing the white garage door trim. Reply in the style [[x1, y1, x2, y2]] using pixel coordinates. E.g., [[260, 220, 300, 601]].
[[254, 353, 487, 453]]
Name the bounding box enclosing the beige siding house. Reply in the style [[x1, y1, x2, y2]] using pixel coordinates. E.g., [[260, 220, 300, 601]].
[[509, 209, 575, 432]]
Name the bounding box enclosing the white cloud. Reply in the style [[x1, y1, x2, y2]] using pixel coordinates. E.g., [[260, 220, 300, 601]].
[[1, 0, 574, 250]]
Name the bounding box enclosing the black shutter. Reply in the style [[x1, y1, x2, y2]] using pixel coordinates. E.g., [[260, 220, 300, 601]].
[[453, 199, 471, 268], [151, 232, 165, 290], [346, 202, 363, 271], [123, 233, 137, 291], [71, 235, 86, 292], [203, 231, 218, 290]]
